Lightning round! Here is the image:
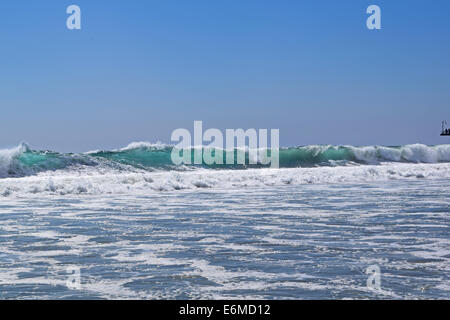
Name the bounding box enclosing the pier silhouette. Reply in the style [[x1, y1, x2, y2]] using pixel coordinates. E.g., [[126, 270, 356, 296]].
[[441, 121, 450, 136]]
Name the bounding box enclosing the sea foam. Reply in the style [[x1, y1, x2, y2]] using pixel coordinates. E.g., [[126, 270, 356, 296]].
[[1, 162, 449, 197]]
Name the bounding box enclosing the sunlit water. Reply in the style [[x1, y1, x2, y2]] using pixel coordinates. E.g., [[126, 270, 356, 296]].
[[0, 177, 448, 299]]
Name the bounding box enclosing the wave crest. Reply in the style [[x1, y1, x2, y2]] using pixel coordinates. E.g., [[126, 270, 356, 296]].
[[1, 142, 450, 178], [0, 143, 31, 178]]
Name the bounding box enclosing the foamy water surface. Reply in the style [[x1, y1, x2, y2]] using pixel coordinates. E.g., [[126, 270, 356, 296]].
[[0, 174, 448, 299]]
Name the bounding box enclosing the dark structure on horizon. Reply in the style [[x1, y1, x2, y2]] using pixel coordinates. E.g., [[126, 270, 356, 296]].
[[441, 121, 450, 136]]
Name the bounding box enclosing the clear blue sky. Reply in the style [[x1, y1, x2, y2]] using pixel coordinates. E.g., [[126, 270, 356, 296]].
[[0, 0, 449, 152]]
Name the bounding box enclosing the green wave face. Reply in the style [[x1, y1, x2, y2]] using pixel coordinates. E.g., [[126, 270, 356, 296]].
[[91, 146, 357, 170], [279, 146, 357, 167], [92, 147, 175, 170], [1, 143, 450, 178]]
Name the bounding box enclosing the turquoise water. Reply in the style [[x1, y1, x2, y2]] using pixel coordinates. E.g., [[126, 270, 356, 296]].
[[0, 179, 448, 299], [2, 143, 450, 178]]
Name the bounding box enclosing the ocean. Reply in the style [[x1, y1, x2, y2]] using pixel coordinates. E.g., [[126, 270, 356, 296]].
[[0, 143, 449, 299]]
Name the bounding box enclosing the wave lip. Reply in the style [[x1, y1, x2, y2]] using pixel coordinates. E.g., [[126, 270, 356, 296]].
[[0, 143, 31, 178], [0, 143, 100, 178], [1, 142, 450, 179], [350, 144, 450, 164]]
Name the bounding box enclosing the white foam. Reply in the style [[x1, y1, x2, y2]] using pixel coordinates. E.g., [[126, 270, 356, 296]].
[[0, 143, 29, 178], [1, 162, 450, 198], [117, 141, 169, 151], [351, 144, 450, 164]]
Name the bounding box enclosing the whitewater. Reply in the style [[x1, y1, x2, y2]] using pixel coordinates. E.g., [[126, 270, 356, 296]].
[[0, 142, 449, 299], [1, 142, 450, 197]]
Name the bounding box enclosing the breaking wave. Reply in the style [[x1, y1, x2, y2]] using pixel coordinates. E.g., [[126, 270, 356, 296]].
[[1, 142, 450, 196], [1, 142, 450, 179]]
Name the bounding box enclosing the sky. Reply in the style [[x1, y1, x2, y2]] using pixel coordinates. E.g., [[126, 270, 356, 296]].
[[0, 0, 449, 152]]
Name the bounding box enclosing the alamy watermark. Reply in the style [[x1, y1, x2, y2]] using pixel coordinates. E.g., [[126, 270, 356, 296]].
[[366, 264, 381, 291], [66, 5, 381, 31], [366, 5, 381, 30], [171, 121, 280, 168], [66, 266, 81, 290], [66, 5, 81, 30]]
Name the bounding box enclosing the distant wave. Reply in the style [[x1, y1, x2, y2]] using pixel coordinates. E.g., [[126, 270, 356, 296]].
[[1, 142, 450, 178]]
